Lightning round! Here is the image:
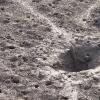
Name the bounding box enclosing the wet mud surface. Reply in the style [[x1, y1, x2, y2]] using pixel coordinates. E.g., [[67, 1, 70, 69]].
[[0, 0, 100, 100]]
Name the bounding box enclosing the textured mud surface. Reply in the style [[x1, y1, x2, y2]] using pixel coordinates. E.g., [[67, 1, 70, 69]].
[[0, 0, 100, 100]]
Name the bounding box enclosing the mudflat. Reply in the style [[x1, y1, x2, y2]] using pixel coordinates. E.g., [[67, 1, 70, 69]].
[[0, 0, 100, 100]]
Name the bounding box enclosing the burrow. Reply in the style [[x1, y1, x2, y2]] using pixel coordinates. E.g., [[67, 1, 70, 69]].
[[53, 39, 100, 72]]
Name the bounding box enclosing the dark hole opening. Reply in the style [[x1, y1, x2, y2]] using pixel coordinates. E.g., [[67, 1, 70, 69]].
[[11, 76, 20, 84], [1, 7, 4, 11], [34, 84, 39, 88], [61, 96, 69, 100], [45, 81, 53, 86], [21, 90, 29, 95], [0, 89, 2, 93], [6, 45, 16, 49], [78, 0, 84, 2], [32, 0, 42, 3], [59, 42, 100, 72], [93, 18, 100, 28]]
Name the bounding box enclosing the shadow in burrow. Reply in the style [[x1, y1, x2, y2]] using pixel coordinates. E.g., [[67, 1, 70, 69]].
[[55, 42, 100, 72]]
